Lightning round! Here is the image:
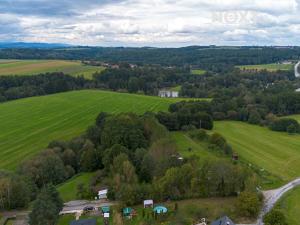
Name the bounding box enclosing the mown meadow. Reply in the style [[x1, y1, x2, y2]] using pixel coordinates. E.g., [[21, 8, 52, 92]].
[[214, 121, 300, 188]]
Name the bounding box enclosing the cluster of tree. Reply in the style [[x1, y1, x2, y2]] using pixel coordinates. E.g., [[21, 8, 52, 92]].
[[29, 185, 63, 225], [168, 83, 300, 134], [0, 171, 31, 210], [94, 65, 190, 95], [156, 101, 213, 131], [1, 46, 300, 69], [0, 73, 88, 102]]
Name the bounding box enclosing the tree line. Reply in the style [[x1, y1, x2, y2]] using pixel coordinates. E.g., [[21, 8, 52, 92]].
[[0, 73, 88, 102]]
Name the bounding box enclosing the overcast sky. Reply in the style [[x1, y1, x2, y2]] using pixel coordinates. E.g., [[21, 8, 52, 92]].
[[1, 0, 300, 47]]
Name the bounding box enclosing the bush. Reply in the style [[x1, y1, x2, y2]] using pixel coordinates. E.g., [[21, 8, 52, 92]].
[[236, 191, 261, 218], [270, 118, 300, 133], [263, 209, 287, 225], [248, 111, 262, 125]]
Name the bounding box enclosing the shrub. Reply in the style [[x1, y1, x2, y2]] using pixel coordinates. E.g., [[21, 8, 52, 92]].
[[263, 209, 287, 225], [236, 191, 261, 218], [270, 118, 300, 133]]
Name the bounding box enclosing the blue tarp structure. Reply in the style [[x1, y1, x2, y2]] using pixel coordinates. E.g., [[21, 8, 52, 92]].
[[153, 205, 168, 214]]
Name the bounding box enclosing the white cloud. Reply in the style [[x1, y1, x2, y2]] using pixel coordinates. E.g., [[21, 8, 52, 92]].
[[0, 0, 300, 46]]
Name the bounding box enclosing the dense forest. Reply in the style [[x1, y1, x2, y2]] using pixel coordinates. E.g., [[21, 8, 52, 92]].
[[1, 46, 300, 70]]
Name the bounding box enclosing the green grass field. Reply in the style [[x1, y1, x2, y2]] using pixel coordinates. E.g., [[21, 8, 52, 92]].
[[0, 60, 104, 79], [57, 173, 95, 202], [191, 69, 206, 75], [237, 63, 294, 71], [214, 121, 300, 186], [0, 90, 187, 170], [275, 186, 300, 225]]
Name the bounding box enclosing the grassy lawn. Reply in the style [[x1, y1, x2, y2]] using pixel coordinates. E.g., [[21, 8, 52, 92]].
[[0, 90, 188, 170], [236, 63, 294, 71], [214, 121, 300, 188], [191, 69, 206, 75], [57, 173, 95, 202], [0, 60, 105, 79], [171, 132, 219, 164], [275, 186, 300, 225]]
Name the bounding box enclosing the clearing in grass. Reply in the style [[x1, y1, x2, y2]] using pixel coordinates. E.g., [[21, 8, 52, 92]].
[[236, 63, 294, 71], [0, 90, 192, 170], [0, 60, 105, 79], [57, 173, 95, 202], [214, 121, 300, 188]]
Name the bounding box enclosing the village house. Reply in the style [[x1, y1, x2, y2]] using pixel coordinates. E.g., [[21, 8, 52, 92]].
[[143, 199, 154, 208], [98, 189, 108, 200], [158, 90, 179, 98]]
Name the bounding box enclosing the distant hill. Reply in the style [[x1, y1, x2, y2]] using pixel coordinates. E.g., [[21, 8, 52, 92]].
[[0, 42, 71, 49]]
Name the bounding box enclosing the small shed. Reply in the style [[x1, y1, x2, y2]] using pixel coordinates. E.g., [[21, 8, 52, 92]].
[[143, 199, 154, 208], [98, 189, 108, 199], [153, 205, 168, 214], [210, 216, 235, 225], [101, 206, 110, 213], [70, 219, 96, 225], [123, 207, 133, 217], [104, 213, 110, 218]]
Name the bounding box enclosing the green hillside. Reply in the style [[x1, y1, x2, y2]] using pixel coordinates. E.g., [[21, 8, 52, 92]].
[[0, 90, 185, 170], [214, 121, 300, 185], [0, 60, 104, 79]]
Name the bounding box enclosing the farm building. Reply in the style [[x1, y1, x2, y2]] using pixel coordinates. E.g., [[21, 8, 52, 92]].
[[158, 90, 179, 98], [210, 216, 235, 225], [143, 199, 154, 208], [70, 219, 96, 225], [98, 189, 108, 199], [296, 88, 300, 92]]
